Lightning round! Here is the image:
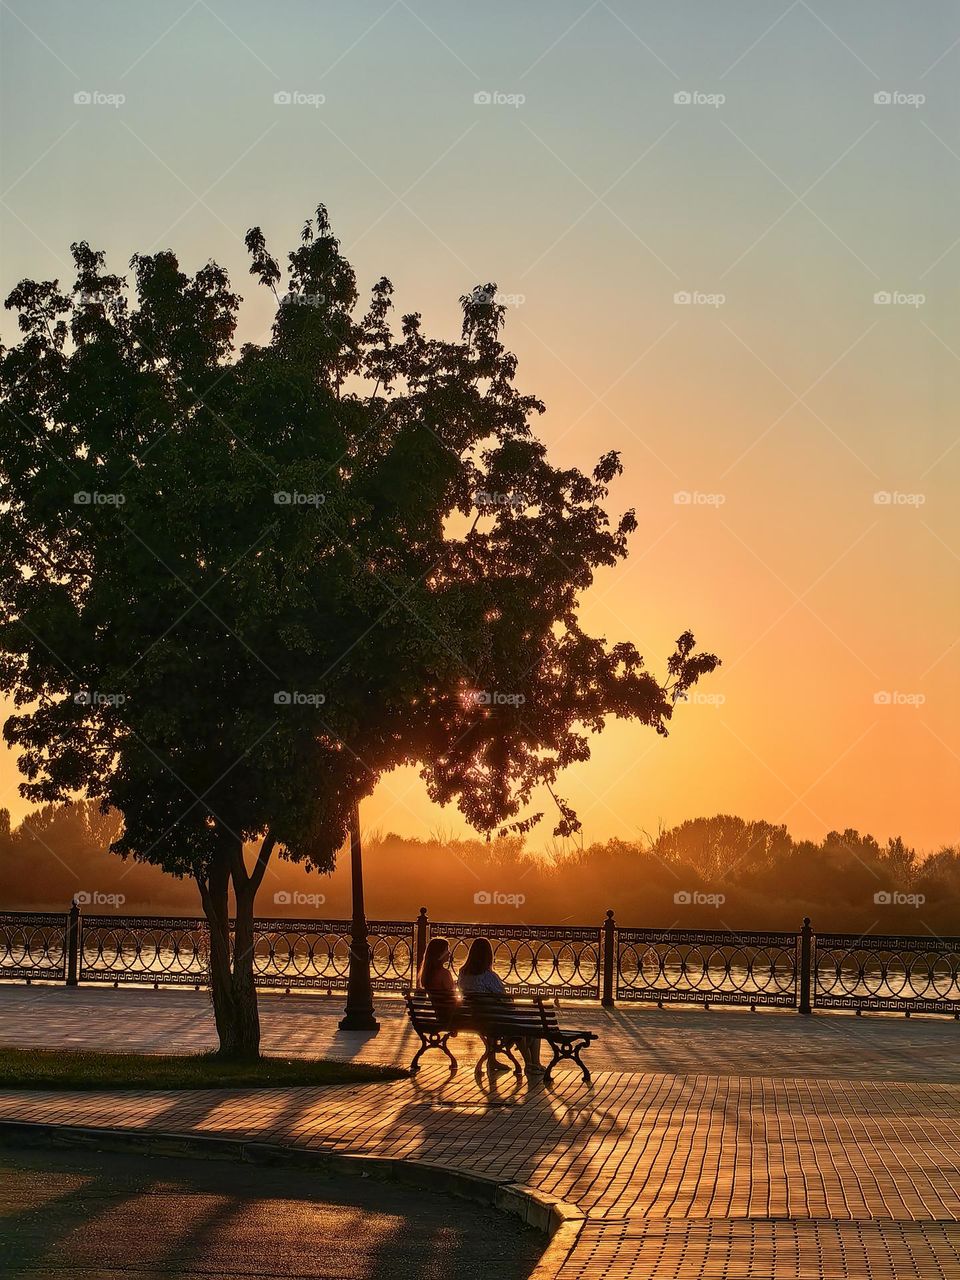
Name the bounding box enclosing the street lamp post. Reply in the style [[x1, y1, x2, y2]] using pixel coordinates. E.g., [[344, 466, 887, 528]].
[[338, 803, 379, 1031]]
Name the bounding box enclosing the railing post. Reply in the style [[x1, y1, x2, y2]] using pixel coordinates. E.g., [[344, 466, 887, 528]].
[[798, 916, 812, 1015], [601, 909, 616, 1007], [66, 901, 81, 987], [415, 906, 428, 980]]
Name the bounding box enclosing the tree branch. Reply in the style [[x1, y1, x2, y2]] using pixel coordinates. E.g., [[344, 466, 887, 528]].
[[249, 830, 276, 893]]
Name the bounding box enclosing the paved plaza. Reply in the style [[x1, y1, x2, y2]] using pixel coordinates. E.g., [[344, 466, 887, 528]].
[[3, 986, 960, 1277]]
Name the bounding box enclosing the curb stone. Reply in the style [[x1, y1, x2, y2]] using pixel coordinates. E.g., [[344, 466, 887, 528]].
[[528, 1221, 584, 1280]]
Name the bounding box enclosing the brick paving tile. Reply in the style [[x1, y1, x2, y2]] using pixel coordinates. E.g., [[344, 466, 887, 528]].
[[2, 1072, 960, 1223], [563, 1220, 960, 1280], [3, 985, 960, 1276], [3, 984, 960, 1081]]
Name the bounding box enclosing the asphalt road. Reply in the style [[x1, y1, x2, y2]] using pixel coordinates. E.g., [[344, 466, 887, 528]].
[[0, 1146, 544, 1279]]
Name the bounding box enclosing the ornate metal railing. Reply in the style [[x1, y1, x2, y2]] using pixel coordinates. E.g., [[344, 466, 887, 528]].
[[431, 920, 601, 1000], [252, 918, 414, 992], [616, 927, 799, 1008], [76, 915, 414, 991], [79, 915, 209, 987], [815, 932, 960, 1015], [0, 911, 67, 982], [2, 907, 959, 1018]]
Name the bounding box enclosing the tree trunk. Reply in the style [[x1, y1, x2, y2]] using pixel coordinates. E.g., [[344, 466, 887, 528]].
[[196, 829, 275, 1060], [197, 845, 238, 1054], [229, 880, 261, 1060]]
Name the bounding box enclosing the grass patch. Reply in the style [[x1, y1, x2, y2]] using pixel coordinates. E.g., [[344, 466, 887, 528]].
[[0, 1047, 408, 1091]]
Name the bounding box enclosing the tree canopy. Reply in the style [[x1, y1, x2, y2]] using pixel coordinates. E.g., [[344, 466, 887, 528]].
[[0, 203, 717, 871], [0, 204, 718, 1051]]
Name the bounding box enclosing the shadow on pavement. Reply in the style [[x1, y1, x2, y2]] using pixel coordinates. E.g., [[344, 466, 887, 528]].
[[0, 1145, 544, 1280]]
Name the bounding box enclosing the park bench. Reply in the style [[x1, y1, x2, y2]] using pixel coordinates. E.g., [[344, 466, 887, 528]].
[[404, 990, 597, 1083]]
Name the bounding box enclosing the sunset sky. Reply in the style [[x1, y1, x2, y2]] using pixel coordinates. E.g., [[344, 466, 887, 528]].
[[1, 1, 957, 853]]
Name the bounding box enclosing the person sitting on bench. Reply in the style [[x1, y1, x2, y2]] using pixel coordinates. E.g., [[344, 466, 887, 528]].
[[457, 937, 542, 1076], [417, 936, 458, 1026]]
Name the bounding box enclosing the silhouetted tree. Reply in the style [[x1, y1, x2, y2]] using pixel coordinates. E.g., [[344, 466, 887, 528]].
[[0, 204, 718, 1055], [654, 814, 792, 881], [0, 801, 122, 905]]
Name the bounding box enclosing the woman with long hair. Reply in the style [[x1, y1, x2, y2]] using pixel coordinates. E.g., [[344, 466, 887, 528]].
[[457, 937, 505, 994], [418, 936, 456, 996], [457, 937, 542, 1076], [417, 935, 457, 1031]]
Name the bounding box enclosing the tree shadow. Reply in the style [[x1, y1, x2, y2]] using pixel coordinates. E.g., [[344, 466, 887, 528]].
[[0, 1144, 544, 1280]]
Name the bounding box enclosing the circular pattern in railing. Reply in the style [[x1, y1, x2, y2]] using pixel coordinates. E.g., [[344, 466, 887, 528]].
[[252, 927, 349, 985], [370, 931, 413, 985], [69, 916, 414, 990], [616, 930, 798, 1006], [80, 917, 209, 983], [815, 935, 960, 1010], [0, 914, 66, 977], [252, 920, 413, 990]]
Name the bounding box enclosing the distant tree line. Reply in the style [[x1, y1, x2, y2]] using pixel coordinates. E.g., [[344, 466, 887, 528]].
[[1, 803, 956, 936]]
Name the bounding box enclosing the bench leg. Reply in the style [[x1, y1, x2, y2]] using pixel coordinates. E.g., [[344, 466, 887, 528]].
[[572, 1042, 591, 1084], [410, 1040, 428, 1073], [410, 1032, 457, 1074], [543, 1037, 592, 1085]]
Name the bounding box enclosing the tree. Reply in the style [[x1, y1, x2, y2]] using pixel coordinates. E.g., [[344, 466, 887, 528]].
[[0, 799, 121, 908], [654, 815, 793, 882], [0, 204, 719, 1056]]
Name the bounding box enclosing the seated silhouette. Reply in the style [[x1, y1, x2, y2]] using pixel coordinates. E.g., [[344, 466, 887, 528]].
[[417, 936, 459, 1028], [457, 937, 542, 1075]]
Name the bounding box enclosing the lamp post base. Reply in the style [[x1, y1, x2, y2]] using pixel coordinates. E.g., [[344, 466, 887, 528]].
[[338, 1010, 380, 1031]]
